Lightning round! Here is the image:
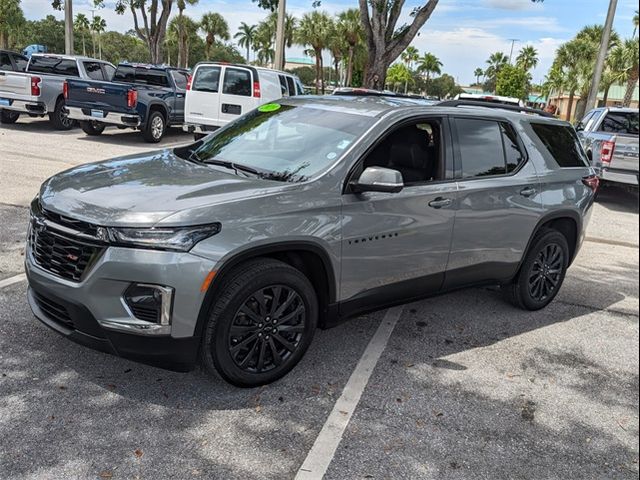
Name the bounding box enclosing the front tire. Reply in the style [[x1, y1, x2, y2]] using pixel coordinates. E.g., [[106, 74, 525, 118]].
[[503, 228, 569, 310], [49, 98, 74, 130], [200, 258, 318, 387], [80, 121, 105, 136], [0, 110, 20, 124], [143, 111, 165, 143]]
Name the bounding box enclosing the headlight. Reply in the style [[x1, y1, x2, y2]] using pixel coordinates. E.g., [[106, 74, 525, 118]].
[[103, 223, 221, 252]]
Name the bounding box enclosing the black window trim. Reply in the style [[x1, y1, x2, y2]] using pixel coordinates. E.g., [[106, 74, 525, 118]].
[[451, 115, 529, 182], [343, 114, 456, 195]]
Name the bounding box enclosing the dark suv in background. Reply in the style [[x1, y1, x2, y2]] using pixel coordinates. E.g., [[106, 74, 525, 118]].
[[25, 97, 598, 386]]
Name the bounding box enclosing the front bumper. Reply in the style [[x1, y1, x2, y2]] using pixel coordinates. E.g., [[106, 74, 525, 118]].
[[25, 243, 217, 371], [0, 99, 47, 115], [66, 106, 141, 127]]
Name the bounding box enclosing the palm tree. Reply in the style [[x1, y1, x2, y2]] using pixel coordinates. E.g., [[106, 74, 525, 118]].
[[74, 13, 90, 57], [200, 12, 230, 61], [473, 68, 484, 85], [235, 23, 256, 62], [632, 9, 638, 38], [417, 52, 442, 82], [620, 37, 640, 106], [516, 45, 539, 72], [168, 15, 199, 68], [328, 30, 346, 88], [541, 64, 565, 107], [337, 9, 363, 87], [400, 46, 420, 93], [485, 51, 508, 92], [296, 11, 333, 94], [555, 38, 593, 120], [175, 0, 198, 68], [91, 16, 106, 60], [600, 44, 627, 106]]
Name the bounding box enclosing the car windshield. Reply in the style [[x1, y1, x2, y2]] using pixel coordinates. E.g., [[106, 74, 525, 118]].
[[177, 104, 374, 182]]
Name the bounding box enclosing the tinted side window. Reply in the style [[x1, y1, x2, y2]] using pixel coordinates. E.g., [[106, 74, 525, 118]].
[[599, 112, 639, 135], [457, 118, 506, 178], [286, 76, 296, 96], [222, 68, 251, 96], [28, 57, 79, 76], [0, 53, 11, 70], [170, 70, 188, 90], [193, 66, 220, 92], [14, 55, 28, 71], [114, 65, 135, 83], [501, 123, 525, 173], [84, 61, 105, 80], [134, 68, 169, 87], [278, 75, 289, 96], [103, 64, 116, 80], [531, 123, 589, 167]]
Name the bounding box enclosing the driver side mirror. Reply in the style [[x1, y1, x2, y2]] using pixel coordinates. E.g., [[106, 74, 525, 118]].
[[350, 167, 404, 194]]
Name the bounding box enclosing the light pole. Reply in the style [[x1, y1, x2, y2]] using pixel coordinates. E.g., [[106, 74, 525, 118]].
[[508, 39, 519, 64], [274, 0, 286, 70], [585, 0, 618, 112], [64, 0, 74, 55]]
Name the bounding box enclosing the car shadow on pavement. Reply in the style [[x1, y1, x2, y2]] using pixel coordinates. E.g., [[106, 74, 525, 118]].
[[74, 127, 190, 147], [596, 186, 639, 214], [0, 264, 635, 479]]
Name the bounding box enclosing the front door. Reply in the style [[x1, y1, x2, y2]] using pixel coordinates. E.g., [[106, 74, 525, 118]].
[[340, 117, 457, 305]]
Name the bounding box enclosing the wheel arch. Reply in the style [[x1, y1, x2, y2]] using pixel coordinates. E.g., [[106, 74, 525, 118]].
[[194, 241, 338, 339], [144, 101, 168, 125]]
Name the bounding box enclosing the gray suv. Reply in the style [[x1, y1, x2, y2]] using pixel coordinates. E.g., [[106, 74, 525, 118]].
[[25, 96, 598, 387]]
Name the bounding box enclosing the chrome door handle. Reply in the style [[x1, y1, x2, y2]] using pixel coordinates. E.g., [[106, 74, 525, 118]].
[[428, 197, 452, 209], [520, 187, 536, 197]]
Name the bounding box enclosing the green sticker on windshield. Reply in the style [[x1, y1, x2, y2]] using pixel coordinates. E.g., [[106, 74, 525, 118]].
[[258, 103, 281, 113]]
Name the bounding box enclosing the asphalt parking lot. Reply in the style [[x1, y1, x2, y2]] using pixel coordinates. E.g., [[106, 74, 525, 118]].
[[0, 117, 638, 479]]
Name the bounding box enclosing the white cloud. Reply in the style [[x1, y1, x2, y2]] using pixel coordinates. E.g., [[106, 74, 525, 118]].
[[485, 0, 539, 11]]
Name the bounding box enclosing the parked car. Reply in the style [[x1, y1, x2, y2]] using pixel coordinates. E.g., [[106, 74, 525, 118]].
[[0, 53, 115, 128], [65, 63, 190, 142], [0, 50, 29, 72], [577, 107, 639, 190], [25, 96, 597, 387], [183, 62, 305, 139], [454, 92, 525, 107]]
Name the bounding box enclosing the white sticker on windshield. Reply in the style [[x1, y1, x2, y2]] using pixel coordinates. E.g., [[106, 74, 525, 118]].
[[327, 152, 337, 160], [336, 140, 350, 150]]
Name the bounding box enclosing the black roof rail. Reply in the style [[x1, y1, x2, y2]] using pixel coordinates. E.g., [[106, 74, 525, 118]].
[[437, 99, 555, 118]]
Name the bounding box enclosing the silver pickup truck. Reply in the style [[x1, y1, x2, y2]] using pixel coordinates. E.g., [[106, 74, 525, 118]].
[[0, 54, 115, 130], [577, 107, 639, 189]]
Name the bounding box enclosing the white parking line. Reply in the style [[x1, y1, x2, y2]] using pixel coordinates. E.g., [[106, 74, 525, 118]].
[[295, 306, 404, 480], [0, 273, 26, 289]]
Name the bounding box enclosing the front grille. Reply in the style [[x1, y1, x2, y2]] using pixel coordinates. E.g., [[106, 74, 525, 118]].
[[29, 199, 105, 282], [33, 291, 74, 329]]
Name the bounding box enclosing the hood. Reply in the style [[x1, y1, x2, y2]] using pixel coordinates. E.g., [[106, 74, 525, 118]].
[[40, 149, 283, 227]]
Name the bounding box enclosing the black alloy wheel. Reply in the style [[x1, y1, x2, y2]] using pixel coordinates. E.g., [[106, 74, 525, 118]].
[[527, 243, 564, 302]]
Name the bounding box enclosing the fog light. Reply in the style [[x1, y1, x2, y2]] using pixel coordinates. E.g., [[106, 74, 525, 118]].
[[124, 284, 173, 326]]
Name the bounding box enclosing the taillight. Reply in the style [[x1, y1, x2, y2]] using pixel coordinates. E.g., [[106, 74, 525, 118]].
[[582, 174, 600, 192], [63, 80, 68, 99], [600, 139, 616, 167], [30, 76, 41, 96], [186, 75, 192, 91], [127, 89, 137, 108], [253, 81, 261, 98]]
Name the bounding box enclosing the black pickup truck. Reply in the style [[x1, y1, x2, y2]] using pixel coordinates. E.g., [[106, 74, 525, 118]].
[[65, 63, 190, 142]]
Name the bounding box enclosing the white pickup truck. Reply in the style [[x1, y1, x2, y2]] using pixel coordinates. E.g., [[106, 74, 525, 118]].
[[577, 107, 639, 190], [0, 54, 115, 130]]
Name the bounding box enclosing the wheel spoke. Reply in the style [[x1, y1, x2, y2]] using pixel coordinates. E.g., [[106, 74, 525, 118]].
[[239, 305, 262, 323], [276, 305, 304, 326], [238, 339, 260, 368], [274, 290, 296, 318], [277, 324, 305, 333], [269, 286, 282, 316], [268, 337, 283, 366], [273, 334, 296, 352], [230, 324, 259, 336], [230, 332, 258, 354], [253, 290, 268, 316], [256, 340, 267, 372]]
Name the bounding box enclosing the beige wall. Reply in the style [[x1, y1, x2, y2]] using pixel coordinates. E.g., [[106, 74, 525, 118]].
[[548, 94, 639, 121]]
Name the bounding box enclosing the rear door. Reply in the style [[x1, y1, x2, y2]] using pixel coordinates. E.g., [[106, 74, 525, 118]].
[[186, 64, 222, 126], [445, 116, 542, 288], [219, 66, 254, 123]]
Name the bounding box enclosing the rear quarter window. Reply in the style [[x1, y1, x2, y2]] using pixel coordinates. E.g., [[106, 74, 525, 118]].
[[28, 57, 79, 76], [114, 65, 135, 83], [530, 123, 589, 167], [599, 111, 639, 135]]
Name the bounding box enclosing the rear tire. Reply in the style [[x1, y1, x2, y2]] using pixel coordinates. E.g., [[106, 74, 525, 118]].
[[200, 258, 318, 387], [49, 98, 74, 130], [80, 121, 105, 136], [502, 228, 569, 310], [142, 110, 165, 143], [0, 110, 19, 124]]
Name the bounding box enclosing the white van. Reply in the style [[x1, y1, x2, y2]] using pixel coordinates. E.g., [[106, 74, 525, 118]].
[[453, 93, 524, 107], [184, 63, 305, 138]]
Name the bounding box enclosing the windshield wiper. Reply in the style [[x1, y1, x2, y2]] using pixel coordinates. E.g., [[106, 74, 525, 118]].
[[203, 158, 261, 177]]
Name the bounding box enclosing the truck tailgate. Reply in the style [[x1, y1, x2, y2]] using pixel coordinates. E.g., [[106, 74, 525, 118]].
[[0, 71, 34, 101], [611, 134, 639, 173], [65, 78, 132, 113]]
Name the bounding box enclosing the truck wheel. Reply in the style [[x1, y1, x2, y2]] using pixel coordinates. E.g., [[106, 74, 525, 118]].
[[49, 98, 74, 130], [502, 228, 569, 311], [200, 258, 318, 387], [80, 121, 105, 136], [143, 111, 165, 143], [0, 110, 20, 124]]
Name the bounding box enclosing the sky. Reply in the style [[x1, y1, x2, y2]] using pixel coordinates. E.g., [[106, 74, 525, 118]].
[[21, 0, 639, 85]]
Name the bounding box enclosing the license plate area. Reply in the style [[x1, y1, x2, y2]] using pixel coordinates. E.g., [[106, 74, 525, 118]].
[[90, 109, 104, 118], [0, 98, 11, 106]]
